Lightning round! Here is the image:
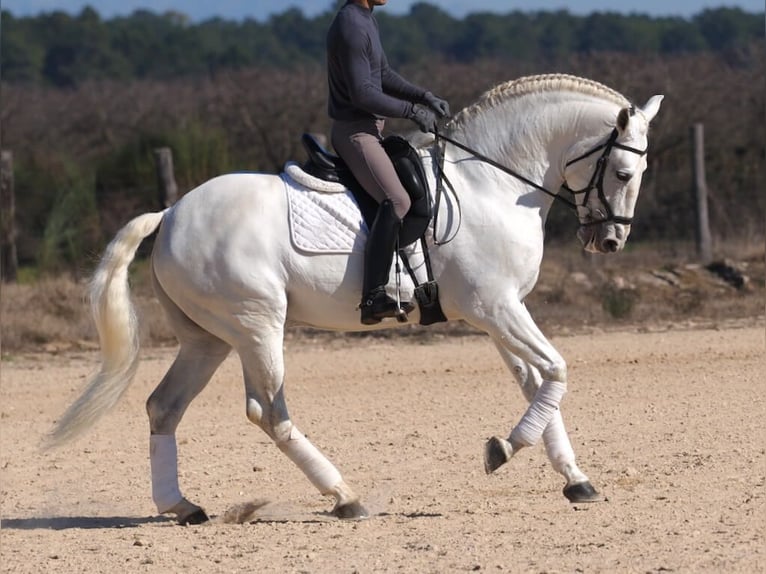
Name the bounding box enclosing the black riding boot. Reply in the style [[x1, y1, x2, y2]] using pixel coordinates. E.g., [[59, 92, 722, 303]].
[[360, 201, 412, 325]]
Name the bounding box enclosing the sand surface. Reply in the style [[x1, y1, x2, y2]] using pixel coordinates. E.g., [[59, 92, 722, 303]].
[[1, 325, 764, 573]]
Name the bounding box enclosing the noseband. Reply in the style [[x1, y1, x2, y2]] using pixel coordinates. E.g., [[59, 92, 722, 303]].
[[434, 125, 647, 227], [562, 128, 647, 226]]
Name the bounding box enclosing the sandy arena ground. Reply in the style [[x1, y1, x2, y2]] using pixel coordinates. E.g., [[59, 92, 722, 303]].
[[1, 324, 764, 573]]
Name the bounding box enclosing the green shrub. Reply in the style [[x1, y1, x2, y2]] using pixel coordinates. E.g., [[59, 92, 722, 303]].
[[38, 164, 100, 274], [600, 284, 638, 319]]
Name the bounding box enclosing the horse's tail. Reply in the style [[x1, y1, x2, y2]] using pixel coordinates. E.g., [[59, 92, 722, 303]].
[[47, 210, 167, 448]]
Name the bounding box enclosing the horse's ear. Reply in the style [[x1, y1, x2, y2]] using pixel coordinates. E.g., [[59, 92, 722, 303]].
[[638, 95, 664, 123], [616, 107, 632, 132]]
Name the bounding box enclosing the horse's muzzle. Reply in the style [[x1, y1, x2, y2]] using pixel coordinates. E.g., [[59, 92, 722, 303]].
[[577, 224, 625, 254]]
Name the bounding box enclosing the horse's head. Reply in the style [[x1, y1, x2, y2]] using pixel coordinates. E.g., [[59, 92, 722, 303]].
[[564, 95, 663, 253]]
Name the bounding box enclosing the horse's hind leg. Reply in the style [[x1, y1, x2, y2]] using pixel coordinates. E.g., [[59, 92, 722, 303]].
[[490, 342, 602, 503], [236, 307, 367, 519], [146, 274, 232, 524]]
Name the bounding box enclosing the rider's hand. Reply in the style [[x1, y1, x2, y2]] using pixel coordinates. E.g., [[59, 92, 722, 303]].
[[409, 103, 437, 133], [423, 92, 451, 118]]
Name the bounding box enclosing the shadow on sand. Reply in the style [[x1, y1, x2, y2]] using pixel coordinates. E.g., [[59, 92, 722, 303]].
[[1, 515, 171, 530], [2, 506, 445, 529]]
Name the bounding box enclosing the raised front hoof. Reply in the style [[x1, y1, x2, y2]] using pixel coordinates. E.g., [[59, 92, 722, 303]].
[[484, 436, 514, 474], [563, 481, 604, 503], [178, 508, 210, 525], [333, 500, 369, 520]]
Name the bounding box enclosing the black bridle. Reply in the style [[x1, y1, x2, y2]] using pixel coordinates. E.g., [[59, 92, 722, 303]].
[[561, 128, 648, 226], [433, 125, 647, 229]]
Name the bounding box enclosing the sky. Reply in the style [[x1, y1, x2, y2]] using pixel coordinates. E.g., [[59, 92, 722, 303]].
[[3, 0, 764, 21]]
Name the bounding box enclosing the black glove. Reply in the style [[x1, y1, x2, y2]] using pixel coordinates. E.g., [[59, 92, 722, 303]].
[[409, 103, 437, 133], [423, 92, 451, 118]]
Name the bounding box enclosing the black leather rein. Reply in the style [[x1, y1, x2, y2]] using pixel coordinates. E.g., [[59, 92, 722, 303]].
[[433, 127, 647, 227]]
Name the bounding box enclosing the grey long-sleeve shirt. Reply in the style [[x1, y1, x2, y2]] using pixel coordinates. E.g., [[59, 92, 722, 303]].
[[326, 1, 427, 121]]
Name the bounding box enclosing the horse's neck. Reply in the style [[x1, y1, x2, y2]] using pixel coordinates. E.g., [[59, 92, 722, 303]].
[[440, 107, 556, 214], [444, 97, 615, 205]]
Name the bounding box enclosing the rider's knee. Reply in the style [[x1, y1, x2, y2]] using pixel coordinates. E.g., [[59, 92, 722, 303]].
[[391, 194, 411, 220]]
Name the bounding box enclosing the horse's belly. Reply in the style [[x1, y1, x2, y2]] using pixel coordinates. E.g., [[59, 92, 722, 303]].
[[284, 250, 421, 330]]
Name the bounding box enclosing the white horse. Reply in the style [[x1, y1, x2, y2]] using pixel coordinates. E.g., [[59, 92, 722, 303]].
[[50, 74, 662, 523]]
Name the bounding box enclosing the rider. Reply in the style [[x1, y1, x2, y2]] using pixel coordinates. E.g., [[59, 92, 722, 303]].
[[326, 0, 450, 325]]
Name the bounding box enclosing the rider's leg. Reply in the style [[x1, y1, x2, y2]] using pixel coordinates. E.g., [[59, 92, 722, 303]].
[[331, 118, 411, 218], [331, 119, 413, 324], [359, 200, 407, 324]]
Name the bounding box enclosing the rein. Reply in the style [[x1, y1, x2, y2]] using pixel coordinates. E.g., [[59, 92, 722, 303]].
[[435, 130, 577, 211], [432, 125, 647, 229]]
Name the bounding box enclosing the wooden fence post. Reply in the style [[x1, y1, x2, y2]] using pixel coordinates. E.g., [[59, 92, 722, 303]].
[[153, 147, 178, 208], [1, 150, 18, 283], [690, 123, 713, 263]]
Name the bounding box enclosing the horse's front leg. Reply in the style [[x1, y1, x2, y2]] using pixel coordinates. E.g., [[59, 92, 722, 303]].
[[490, 342, 602, 502], [465, 295, 600, 501], [470, 296, 567, 446]]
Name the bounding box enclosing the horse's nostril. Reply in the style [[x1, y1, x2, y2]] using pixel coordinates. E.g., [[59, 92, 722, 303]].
[[603, 239, 619, 252]]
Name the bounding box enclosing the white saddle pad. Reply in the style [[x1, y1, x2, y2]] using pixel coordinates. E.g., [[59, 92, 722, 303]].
[[282, 163, 367, 254], [280, 163, 430, 291]]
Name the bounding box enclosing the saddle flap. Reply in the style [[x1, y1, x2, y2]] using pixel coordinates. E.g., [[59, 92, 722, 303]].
[[382, 135, 429, 206], [300, 132, 432, 247]]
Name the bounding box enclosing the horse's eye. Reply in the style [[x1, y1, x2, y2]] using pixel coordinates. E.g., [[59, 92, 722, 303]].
[[616, 170, 632, 182]]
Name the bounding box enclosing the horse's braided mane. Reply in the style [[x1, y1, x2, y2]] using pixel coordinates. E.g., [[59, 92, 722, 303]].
[[448, 74, 630, 128]]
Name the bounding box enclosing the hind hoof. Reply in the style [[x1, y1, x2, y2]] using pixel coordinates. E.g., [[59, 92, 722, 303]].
[[484, 436, 514, 474], [166, 498, 210, 525], [178, 508, 210, 525], [564, 481, 604, 503], [333, 500, 369, 520]]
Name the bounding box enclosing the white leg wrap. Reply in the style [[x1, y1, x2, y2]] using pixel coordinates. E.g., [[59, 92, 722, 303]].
[[279, 426, 343, 495], [510, 380, 567, 447], [150, 434, 183, 513], [543, 410, 589, 484], [542, 410, 576, 468]]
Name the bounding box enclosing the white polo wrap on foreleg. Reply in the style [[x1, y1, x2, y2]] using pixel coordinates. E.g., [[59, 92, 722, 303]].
[[542, 409, 576, 467], [150, 434, 183, 513], [510, 380, 567, 447], [279, 426, 343, 494]]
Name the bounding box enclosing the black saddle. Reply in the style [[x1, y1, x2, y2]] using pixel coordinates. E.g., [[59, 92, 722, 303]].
[[301, 133, 432, 247]]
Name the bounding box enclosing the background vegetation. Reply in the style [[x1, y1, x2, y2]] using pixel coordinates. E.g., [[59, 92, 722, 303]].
[[2, 4, 763, 85], [1, 3, 764, 277]]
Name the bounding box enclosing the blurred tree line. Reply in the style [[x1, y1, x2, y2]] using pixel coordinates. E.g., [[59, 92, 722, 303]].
[[2, 4, 762, 86], [0, 4, 763, 275]]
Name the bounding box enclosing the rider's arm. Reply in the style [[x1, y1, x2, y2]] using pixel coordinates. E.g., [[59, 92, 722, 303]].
[[380, 53, 427, 103]]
